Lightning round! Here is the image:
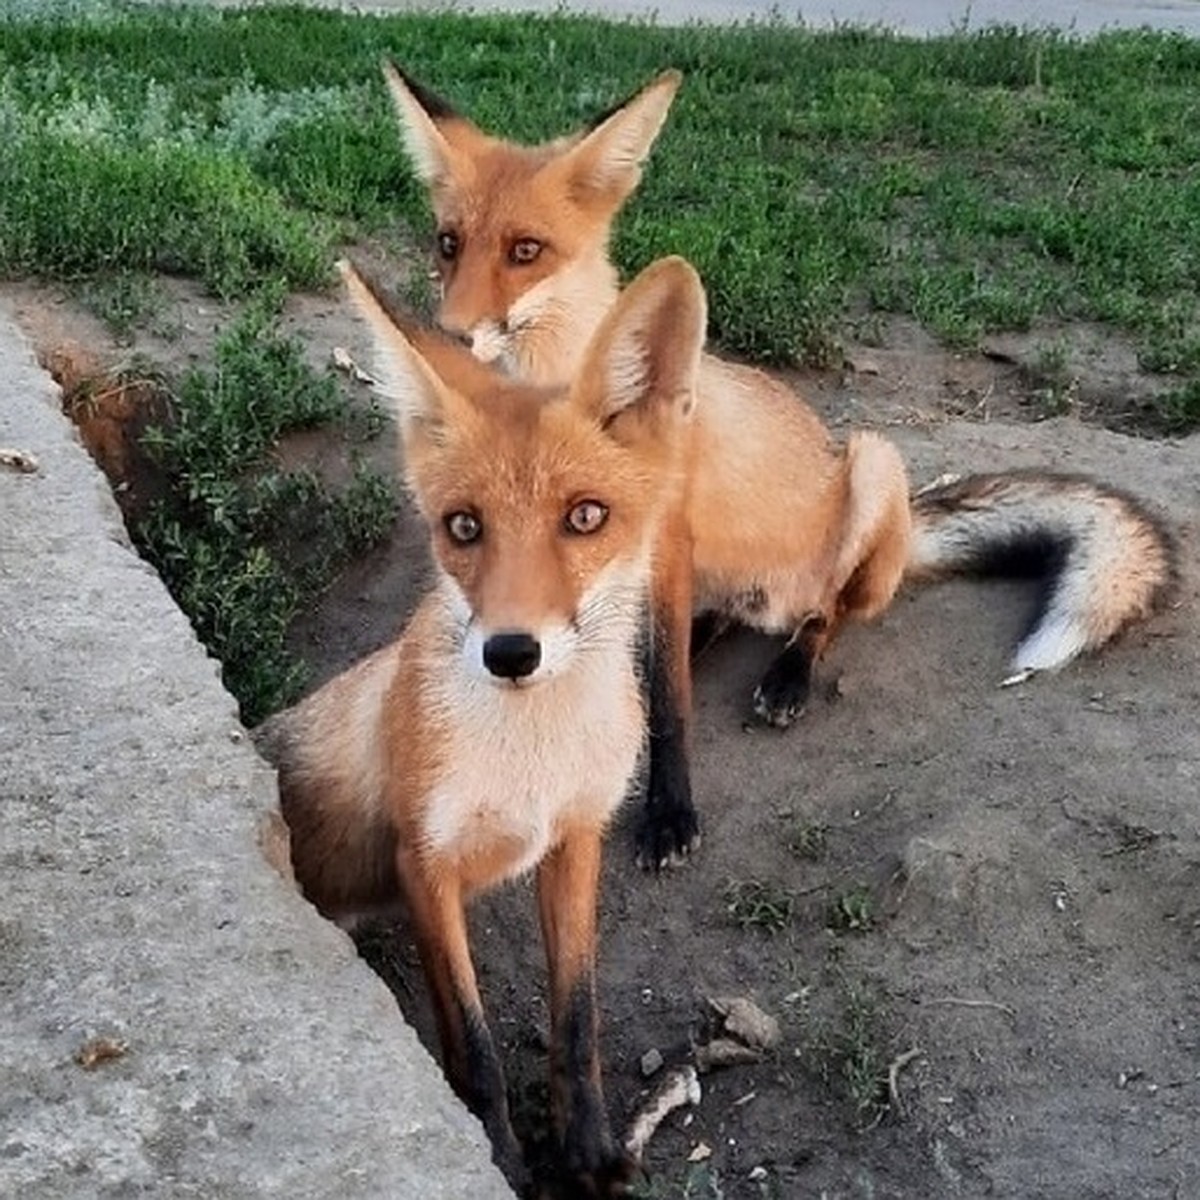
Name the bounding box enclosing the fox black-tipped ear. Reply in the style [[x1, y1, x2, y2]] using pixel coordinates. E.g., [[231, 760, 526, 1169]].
[[337, 258, 464, 443], [553, 69, 681, 207], [381, 61, 474, 188], [385, 62, 459, 121], [574, 255, 706, 430]]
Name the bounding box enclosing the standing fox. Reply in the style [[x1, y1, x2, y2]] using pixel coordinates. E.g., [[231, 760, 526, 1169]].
[[256, 255, 706, 1194], [382, 63, 1177, 867]]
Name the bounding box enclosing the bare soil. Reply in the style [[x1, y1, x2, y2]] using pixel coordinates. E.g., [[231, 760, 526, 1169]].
[[9, 276, 1198, 1200]]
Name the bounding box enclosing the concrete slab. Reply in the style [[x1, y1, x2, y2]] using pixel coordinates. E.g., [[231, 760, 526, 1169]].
[[0, 311, 512, 1198]]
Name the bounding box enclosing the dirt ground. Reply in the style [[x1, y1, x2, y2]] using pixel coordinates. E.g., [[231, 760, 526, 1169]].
[[8, 274, 1198, 1200]]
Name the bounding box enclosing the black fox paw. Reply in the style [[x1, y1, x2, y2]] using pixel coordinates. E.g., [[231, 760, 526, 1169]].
[[752, 667, 811, 729], [635, 801, 701, 871], [550, 1148, 637, 1198]]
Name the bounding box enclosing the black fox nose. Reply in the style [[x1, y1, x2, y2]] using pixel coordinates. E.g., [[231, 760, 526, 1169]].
[[483, 632, 541, 680]]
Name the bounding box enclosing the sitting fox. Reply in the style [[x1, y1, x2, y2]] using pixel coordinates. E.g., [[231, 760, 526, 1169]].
[[256, 256, 706, 1194], [382, 63, 1177, 867]]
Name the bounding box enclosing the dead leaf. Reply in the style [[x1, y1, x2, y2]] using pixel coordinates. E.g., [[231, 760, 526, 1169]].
[[330, 346, 378, 386], [695, 1036, 764, 1073], [74, 1037, 128, 1070], [708, 995, 780, 1050], [0, 447, 40, 474]]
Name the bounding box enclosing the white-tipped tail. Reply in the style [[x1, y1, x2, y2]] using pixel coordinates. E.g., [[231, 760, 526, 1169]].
[[906, 472, 1176, 673]]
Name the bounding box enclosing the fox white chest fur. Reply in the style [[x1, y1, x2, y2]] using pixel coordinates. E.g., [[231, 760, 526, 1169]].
[[416, 605, 646, 887]]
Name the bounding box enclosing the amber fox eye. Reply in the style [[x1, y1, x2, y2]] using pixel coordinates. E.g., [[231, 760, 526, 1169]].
[[565, 500, 608, 535], [508, 237, 542, 265], [445, 511, 482, 544], [437, 230, 460, 261]]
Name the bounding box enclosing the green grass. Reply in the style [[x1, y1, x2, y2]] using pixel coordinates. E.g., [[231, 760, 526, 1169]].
[[137, 299, 397, 723], [724, 878, 796, 934], [1, 1, 1198, 428], [828, 884, 876, 934], [79, 271, 166, 341], [829, 977, 891, 1126], [788, 819, 829, 862], [631, 1164, 726, 1200], [806, 974, 893, 1128]]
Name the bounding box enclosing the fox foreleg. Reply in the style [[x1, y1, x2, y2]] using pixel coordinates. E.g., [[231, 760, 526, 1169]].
[[398, 850, 527, 1188], [538, 825, 631, 1196]]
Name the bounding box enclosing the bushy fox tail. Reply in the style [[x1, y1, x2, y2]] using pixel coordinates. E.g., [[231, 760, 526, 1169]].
[[905, 472, 1177, 674]]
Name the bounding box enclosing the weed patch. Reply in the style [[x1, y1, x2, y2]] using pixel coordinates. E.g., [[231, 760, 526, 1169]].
[[787, 820, 828, 862], [724, 878, 796, 935], [828, 884, 876, 934], [631, 1163, 726, 1199], [135, 303, 396, 723], [805, 974, 893, 1128]]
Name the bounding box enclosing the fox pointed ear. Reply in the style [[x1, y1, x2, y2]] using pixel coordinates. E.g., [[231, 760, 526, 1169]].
[[337, 259, 461, 445], [554, 69, 681, 207], [381, 61, 476, 189], [574, 255, 706, 432]]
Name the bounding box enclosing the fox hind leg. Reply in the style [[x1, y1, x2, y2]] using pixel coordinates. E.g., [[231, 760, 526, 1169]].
[[752, 615, 829, 728], [752, 432, 910, 729], [637, 511, 701, 869]]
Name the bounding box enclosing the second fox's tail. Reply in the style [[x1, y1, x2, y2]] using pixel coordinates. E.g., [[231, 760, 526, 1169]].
[[905, 471, 1177, 674]]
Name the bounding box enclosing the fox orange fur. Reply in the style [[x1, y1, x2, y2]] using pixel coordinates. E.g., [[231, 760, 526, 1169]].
[[256, 256, 706, 1194], [383, 64, 1177, 868]]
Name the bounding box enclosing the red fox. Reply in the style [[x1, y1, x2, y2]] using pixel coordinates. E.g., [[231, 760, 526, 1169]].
[[255, 255, 706, 1194], [383, 64, 1178, 867]]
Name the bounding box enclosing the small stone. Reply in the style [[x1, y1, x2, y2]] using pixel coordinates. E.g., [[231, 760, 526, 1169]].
[[845, 354, 882, 375], [640, 1048, 664, 1078]]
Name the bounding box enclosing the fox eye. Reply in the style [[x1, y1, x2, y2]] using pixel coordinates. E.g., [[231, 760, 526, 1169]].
[[565, 500, 608, 536], [445, 511, 481, 544], [437, 230, 459, 261], [509, 238, 542, 266]]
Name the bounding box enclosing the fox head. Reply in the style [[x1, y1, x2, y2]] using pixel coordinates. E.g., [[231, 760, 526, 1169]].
[[383, 63, 681, 386], [340, 255, 704, 687]]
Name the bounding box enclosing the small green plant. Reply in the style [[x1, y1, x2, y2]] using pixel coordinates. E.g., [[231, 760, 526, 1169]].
[[724, 878, 795, 935], [1158, 379, 1200, 433], [828, 884, 874, 933], [630, 1163, 725, 1200], [80, 272, 163, 342], [834, 978, 890, 1125], [1029, 338, 1078, 417], [806, 974, 891, 1128], [788, 820, 828, 862]]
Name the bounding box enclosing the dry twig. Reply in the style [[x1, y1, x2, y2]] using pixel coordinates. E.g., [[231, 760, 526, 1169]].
[[624, 1065, 702, 1163], [887, 1046, 924, 1117], [927, 996, 1016, 1019]]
